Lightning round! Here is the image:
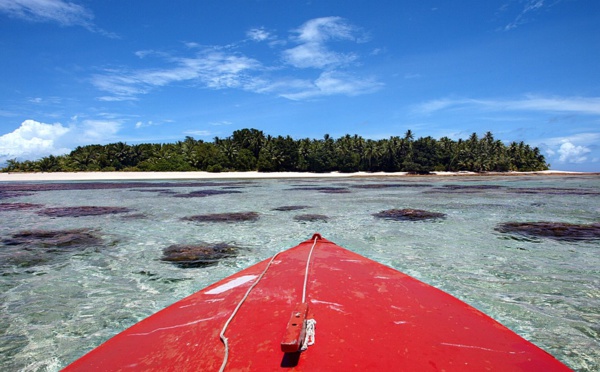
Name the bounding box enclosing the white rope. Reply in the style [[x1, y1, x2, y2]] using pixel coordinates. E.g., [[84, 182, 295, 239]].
[[300, 319, 317, 351], [219, 235, 320, 371], [302, 235, 319, 303], [219, 252, 281, 372], [300, 235, 319, 351]]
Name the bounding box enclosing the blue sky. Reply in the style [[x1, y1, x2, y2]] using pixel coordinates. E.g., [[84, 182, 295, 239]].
[[1, 0, 599, 171]]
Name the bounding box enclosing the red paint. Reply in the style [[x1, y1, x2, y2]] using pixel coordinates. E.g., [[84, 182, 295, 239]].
[[64, 234, 571, 371], [281, 302, 309, 353]]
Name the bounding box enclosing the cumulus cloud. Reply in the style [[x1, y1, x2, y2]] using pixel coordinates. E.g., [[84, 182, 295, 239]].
[[537, 132, 599, 166], [0, 119, 71, 162], [557, 142, 590, 163], [0, 118, 122, 164]]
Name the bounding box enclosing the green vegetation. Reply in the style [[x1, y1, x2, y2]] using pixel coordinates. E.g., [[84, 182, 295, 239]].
[[1, 129, 548, 173]]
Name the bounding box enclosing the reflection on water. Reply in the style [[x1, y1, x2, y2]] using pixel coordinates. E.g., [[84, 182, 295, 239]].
[[0, 176, 599, 371]]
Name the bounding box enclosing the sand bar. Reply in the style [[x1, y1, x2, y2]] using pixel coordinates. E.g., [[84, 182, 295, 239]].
[[0, 170, 593, 182]]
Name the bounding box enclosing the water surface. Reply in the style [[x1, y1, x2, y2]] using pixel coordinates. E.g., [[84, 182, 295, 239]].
[[1, 175, 598, 371]]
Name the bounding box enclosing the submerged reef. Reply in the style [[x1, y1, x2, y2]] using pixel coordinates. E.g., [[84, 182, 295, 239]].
[[426, 185, 506, 194], [131, 188, 178, 195], [0, 190, 36, 199], [37, 206, 133, 217], [1, 228, 104, 267], [509, 187, 600, 196], [182, 212, 260, 223], [294, 214, 329, 222], [272, 205, 312, 212], [3, 229, 103, 248], [289, 186, 351, 194], [495, 222, 600, 241], [172, 189, 243, 198], [120, 213, 148, 220], [423, 184, 600, 196], [161, 243, 239, 268], [373, 208, 446, 221], [0, 181, 252, 192], [352, 183, 433, 189], [0, 203, 43, 211], [320, 189, 351, 194]]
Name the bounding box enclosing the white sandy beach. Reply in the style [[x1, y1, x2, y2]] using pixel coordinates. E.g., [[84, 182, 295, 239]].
[[0, 170, 590, 182]]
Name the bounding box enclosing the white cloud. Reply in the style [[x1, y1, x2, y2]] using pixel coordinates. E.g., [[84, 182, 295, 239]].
[[97, 95, 138, 102], [557, 141, 590, 163], [280, 71, 383, 100], [92, 51, 262, 101], [282, 17, 360, 69], [283, 43, 357, 69], [247, 27, 271, 42], [294, 16, 356, 43], [184, 130, 211, 137], [416, 95, 600, 116], [415, 98, 461, 114], [0, 118, 123, 164], [90, 17, 380, 102], [0, 0, 92, 25], [539, 132, 600, 147], [184, 42, 200, 49], [506, 95, 600, 115], [135, 120, 156, 129], [0, 119, 71, 162], [78, 119, 120, 142], [209, 121, 232, 126], [537, 132, 599, 165], [0, 0, 115, 36], [135, 50, 154, 59], [502, 0, 564, 31]]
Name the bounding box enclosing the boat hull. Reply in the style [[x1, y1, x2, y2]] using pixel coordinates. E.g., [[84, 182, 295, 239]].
[[64, 234, 570, 371]]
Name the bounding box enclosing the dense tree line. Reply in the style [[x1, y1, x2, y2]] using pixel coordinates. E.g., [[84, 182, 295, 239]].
[[1, 129, 549, 173]]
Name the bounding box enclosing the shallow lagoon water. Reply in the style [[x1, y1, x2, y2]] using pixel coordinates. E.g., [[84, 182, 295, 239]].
[[0, 175, 599, 371]]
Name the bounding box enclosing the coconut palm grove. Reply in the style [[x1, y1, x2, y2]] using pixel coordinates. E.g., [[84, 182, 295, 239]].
[[2, 129, 548, 173]]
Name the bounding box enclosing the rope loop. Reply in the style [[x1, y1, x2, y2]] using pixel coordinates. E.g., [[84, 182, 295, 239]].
[[301, 319, 317, 351]]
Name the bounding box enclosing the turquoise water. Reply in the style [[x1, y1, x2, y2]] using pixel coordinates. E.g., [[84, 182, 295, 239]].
[[0, 176, 598, 371]]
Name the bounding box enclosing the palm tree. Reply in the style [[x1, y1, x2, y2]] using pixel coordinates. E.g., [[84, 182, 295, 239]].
[[37, 155, 60, 172], [217, 139, 238, 169], [3, 158, 19, 172], [296, 138, 311, 171], [361, 140, 380, 171], [335, 135, 360, 172], [232, 128, 265, 158], [70, 146, 97, 170]]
